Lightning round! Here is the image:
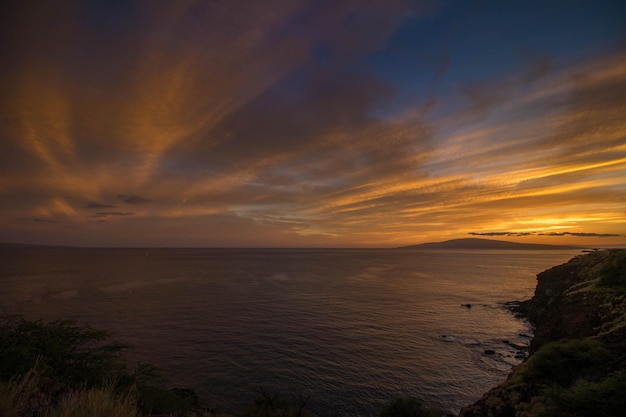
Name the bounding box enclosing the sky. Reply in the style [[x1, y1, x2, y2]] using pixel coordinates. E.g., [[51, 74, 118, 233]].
[[0, 0, 625, 248]]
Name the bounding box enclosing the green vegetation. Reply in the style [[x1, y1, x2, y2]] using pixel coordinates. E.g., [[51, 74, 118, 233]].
[[540, 370, 626, 417], [0, 314, 128, 387], [460, 338, 626, 417], [518, 339, 610, 387], [598, 250, 626, 289], [522, 339, 626, 417], [0, 314, 216, 417]]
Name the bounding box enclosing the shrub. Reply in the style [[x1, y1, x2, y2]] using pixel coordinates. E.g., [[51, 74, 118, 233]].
[[521, 338, 610, 387], [0, 314, 128, 388], [540, 371, 626, 417], [598, 251, 626, 288], [0, 315, 209, 417]]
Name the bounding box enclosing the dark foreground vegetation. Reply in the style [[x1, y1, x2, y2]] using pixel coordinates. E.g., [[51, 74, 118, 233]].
[[0, 314, 213, 417], [2, 249, 624, 416]]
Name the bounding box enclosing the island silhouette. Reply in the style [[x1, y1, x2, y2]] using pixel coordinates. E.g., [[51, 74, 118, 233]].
[[399, 238, 581, 250]]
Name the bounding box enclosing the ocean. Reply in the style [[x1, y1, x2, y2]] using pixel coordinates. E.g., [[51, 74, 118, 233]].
[[0, 248, 580, 416]]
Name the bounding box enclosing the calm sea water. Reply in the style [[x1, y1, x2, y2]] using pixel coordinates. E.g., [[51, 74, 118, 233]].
[[0, 248, 579, 416]]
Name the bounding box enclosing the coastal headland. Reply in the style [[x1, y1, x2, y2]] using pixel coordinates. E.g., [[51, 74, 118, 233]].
[[460, 249, 626, 416]]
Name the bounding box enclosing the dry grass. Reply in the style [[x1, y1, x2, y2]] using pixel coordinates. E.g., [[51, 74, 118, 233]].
[[49, 385, 139, 417], [0, 366, 42, 417], [0, 368, 141, 417]]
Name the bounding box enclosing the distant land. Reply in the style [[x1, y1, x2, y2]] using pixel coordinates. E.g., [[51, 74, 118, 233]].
[[399, 238, 582, 250]]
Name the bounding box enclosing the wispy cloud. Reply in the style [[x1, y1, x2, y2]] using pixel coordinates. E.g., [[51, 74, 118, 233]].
[[0, 2, 624, 246], [117, 194, 150, 205], [85, 202, 117, 209], [89, 212, 134, 218], [18, 217, 60, 224], [470, 232, 624, 238], [539, 232, 625, 238]]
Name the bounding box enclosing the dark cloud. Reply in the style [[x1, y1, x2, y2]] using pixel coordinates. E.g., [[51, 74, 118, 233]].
[[192, 69, 398, 169], [20, 217, 60, 223], [469, 231, 512, 236], [539, 232, 624, 238], [548, 56, 626, 159], [89, 211, 134, 218], [469, 232, 533, 236], [470, 231, 624, 238], [117, 194, 150, 205], [84, 201, 117, 209]]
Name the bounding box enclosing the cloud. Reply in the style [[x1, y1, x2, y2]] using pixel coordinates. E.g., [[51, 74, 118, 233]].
[[470, 231, 624, 238], [538, 232, 624, 238], [116, 194, 150, 205], [469, 232, 533, 236], [89, 212, 134, 218], [189, 69, 399, 171], [84, 201, 117, 209], [19, 217, 60, 223], [0, 2, 623, 247]]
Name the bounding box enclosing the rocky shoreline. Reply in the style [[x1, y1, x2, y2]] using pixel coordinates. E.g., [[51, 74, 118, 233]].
[[459, 249, 626, 417]]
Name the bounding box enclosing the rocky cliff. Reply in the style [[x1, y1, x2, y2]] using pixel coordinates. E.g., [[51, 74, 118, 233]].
[[459, 249, 626, 417]]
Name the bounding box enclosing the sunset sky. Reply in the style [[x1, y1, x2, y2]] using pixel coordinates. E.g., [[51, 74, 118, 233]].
[[1, 0, 625, 248]]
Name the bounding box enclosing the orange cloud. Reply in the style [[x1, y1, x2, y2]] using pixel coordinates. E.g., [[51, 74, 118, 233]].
[[0, 2, 624, 247]]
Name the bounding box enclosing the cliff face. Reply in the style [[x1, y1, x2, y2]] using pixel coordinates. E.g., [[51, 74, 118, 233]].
[[459, 249, 626, 417]]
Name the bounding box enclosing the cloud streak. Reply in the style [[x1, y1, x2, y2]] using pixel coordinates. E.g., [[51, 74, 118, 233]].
[[85, 202, 117, 209], [89, 212, 135, 218], [0, 2, 624, 247], [117, 194, 150, 205], [470, 232, 624, 238]]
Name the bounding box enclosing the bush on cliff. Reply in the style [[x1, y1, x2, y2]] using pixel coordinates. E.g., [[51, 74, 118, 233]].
[[520, 338, 611, 387], [598, 250, 626, 289], [540, 370, 626, 417]]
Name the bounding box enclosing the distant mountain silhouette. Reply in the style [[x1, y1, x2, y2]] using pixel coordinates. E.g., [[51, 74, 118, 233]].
[[399, 238, 580, 250]]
